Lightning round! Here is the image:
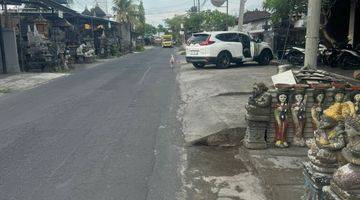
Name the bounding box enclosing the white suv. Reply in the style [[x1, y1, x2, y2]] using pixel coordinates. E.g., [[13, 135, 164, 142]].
[[186, 31, 273, 68]]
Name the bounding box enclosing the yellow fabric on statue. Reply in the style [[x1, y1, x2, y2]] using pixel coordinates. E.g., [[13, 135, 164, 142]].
[[324, 102, 355, 122]]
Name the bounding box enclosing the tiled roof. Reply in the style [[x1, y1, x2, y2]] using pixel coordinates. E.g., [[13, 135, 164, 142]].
[[243, 10, 271, 24]]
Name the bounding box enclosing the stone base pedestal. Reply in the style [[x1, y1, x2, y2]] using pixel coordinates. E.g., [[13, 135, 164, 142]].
[[322, 163, 360, 200], [244, 119, 268, 149], [243, 140, 267, 149], [303, 162, 332, 200], [323, 182, 360, 200], [84, 57, 94, 63], [322, 186, 340, 200]]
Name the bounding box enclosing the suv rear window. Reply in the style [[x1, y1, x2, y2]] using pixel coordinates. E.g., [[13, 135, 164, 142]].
[[216, 33, 239, 42], [188, 34, 209, 44]]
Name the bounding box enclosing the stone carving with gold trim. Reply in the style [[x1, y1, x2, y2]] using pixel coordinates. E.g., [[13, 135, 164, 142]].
[[311, 91, 326, 130], [323, 116, 360, 200], [303, 90, 356, 199], [292, 91, 308, 147]]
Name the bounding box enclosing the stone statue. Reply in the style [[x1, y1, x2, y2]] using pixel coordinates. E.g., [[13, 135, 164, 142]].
[[353, 93, 360, 116], [274, 92, 289, 148], [323, 116, 360, 199], [292, 92, 307, 147], [311, 91, 325, 130], [244, 83, 272, 149], [324, 91, 355, 123], [247, 83, 272, 111], [303, 91, 354, 199]]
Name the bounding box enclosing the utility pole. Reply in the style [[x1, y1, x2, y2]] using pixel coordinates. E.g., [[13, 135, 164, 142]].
[[226, 0, 229, 15], [303, 0, 322, 69], [198, 0, 201, 12], [0, 0, 7, 74], [225, 0, 229, 30], [238, 0, 246, 31]]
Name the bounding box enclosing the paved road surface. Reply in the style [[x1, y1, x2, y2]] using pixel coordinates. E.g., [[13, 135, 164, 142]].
[[0, 48, 184, 200]]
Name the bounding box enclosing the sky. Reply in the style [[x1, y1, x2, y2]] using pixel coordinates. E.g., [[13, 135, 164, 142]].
[[70, 0, 264, 26]]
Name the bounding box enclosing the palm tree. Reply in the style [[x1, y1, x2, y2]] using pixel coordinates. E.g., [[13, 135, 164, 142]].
[[113, 0, 139, 49]]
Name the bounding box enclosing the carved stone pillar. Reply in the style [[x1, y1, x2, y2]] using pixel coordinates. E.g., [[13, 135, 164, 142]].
[[244, 112, 270, 149], [243, 83, 272, 149]]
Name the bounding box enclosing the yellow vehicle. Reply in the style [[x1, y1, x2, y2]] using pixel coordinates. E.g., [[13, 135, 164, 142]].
[[161, 35, 173, 48]]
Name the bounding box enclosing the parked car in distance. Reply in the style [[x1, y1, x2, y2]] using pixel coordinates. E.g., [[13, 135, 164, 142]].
[[185, 31, 273, 68]]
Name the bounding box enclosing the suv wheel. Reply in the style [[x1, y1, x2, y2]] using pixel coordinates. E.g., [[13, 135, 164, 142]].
[[216, 52, 231, 68], [193, 63, 205, 69], [259, 50, 272, 65]]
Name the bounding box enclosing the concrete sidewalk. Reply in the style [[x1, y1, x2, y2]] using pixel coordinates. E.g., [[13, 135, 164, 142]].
[[177, 62, 277, 145], [0, 73, 69, 95]]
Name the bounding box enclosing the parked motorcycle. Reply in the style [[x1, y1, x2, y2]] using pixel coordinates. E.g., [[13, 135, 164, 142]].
[[285, 44, 327, 66], [322, 44, 360, 70]]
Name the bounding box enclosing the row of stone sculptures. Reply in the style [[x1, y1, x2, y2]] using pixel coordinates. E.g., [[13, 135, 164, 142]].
[[304, 88, 360, 199], [274, 89, 309, 148], [244, 82, 360, 199], [245, 83, 360, 149]]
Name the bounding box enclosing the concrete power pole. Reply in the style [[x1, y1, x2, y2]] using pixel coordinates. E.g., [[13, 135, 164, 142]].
[[303, 0, 322, 69], [198, 0, 201, 12], [238, 0, 246, 31]]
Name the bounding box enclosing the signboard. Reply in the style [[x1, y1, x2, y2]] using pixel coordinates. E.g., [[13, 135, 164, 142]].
[[211, 0, 226, 7]]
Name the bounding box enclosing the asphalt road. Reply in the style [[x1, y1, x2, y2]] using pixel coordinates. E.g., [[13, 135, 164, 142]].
[[0, 48, 185, 200]]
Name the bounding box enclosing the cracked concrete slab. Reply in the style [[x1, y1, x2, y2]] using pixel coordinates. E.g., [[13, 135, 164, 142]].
[[178, 62, 277, 145], [240, 147, 308, 199]]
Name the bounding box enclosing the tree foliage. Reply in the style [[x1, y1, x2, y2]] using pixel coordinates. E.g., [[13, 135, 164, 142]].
[[113, 0, 147, 36], [113, 0, 138, 24], [263, 0, 307, 23], [133, 1, 146, 35], [263, 0, 339, 46], [157, 24, 167, 33], [144, 23, 157, 35], [164, 10, 236, 39]]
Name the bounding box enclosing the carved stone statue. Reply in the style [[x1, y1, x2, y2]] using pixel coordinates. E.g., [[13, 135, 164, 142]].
[[323, 91, 355, 124], [353, 93, 360, 116], [274, 92, 289, 148], [292, 92, 307, 147], [303, 90, 355, 199], [311, 91, 325, 130], [323, 116, 360, 199], [244, 83, 272, 149]]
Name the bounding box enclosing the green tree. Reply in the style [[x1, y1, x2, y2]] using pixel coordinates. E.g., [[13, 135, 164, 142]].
[[113, 0, 138, 24], [201, 10, 236, 31], [263, 0, 307, 23], [263, 0, 338, 46], [144, 23, 157, 35], [157, 24, 167, 33], [133, 1, 146, 35], [184, 12, 203, 33], [165, 15, 185, 41], [164, 10, 236, 34]]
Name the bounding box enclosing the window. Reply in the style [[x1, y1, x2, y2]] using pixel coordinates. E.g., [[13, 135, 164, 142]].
[[188, 34, 210, 44], [239, 34, 250, 48], [216, 33, 239, 42]]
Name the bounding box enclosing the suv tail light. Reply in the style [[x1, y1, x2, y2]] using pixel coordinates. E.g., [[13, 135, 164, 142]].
[[200, 36, 215, 46]]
